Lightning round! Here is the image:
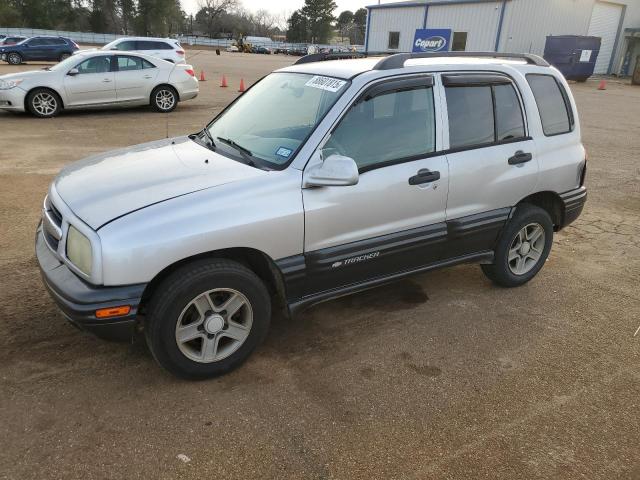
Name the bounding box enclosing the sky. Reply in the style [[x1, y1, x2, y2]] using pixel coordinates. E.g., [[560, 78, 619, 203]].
[[180, 0, 400, 17]]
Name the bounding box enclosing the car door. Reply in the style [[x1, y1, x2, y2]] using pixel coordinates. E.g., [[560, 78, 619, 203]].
[[63, 56, 116, 106], [22, 38, 46, 60], [114, 55, 159, 102], [302, 76, 449, 296], [441, 72, 539, 258]]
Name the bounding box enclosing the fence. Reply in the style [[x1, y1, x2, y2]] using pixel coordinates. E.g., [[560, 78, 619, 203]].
[[0, 27, 363, 52]]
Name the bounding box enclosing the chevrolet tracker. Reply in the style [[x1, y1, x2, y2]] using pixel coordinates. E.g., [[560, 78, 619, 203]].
[[36, 52, 587, 379]]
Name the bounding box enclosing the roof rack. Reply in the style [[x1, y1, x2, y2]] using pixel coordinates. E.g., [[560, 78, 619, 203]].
[[294, 52, 369, 65], [373, 52, 549, 70]]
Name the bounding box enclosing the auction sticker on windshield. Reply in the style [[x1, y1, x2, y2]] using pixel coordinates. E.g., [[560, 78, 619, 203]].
[[305, 76, 347, 93]]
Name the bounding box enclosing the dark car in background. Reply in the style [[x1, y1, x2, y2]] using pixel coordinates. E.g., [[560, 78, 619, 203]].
[[0, 36, 79, 65], [0, 36, 27, 46]]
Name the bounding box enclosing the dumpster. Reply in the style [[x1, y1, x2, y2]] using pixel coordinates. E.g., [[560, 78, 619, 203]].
[[543, 35, 601, 82]]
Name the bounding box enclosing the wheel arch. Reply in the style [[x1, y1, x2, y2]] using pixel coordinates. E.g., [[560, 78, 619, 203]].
[[139, 247, 287, 315], [23, 85, 66, 110], [517, 191, 564, 230]]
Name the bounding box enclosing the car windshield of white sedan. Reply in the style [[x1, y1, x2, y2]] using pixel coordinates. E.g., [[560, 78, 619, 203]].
[[49, 55, 86, 71], [207, 72, 349, 168]]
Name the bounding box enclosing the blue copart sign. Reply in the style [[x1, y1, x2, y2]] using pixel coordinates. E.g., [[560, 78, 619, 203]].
[[412, 29, 452, 53]]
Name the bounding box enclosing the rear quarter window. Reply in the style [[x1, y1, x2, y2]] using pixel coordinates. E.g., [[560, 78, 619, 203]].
[[526, 74, 574, 136]]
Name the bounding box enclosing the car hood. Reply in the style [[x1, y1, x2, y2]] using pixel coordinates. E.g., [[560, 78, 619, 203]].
[[0, 70, 53, 81], [54, 136, 268, 230]]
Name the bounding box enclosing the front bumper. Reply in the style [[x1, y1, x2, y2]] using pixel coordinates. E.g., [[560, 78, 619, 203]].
[[0, 86, 26, 112], [36, 225, 146, 341]]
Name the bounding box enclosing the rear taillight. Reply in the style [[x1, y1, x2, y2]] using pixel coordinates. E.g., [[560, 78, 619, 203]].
[[185, 69, 195, 77], [176, 50, 185, 56]]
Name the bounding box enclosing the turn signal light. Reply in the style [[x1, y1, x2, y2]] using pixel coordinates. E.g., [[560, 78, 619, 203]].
[[185, 69, 195, 77], [95, 306, 131, 318]]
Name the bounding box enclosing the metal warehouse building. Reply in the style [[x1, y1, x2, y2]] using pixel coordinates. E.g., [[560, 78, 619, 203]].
[[364, 0, 640, 76]]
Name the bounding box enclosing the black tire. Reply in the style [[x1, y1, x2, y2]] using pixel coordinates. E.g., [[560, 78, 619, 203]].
[[150, 85, 178, 113], [26, 88, 62, 118], [7, 52, 22, 65], [481, 204, 553, 288], [144, 259, 271, 379], [59, 52, 71, 62]]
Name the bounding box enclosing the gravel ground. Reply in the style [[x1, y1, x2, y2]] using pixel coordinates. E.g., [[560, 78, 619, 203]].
[[0, 51, 639, 480]]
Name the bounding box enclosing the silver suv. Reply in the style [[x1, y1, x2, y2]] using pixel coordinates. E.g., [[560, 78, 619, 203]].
[[37, 52, 587, 379]]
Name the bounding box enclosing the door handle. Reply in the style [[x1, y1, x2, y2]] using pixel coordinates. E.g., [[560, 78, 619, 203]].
[[143, 75, 152, 79], [408, 168, 440, 185], [508, 150, 533, 165], [102, 79, 112, 83]]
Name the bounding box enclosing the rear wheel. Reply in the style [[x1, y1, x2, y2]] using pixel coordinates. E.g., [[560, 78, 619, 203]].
[[151, 85, 178, 112], [7, 52, 22, 65], [481, 204, 553, 287], [145, 259, 271, 379], [26, 88, 62, 118]]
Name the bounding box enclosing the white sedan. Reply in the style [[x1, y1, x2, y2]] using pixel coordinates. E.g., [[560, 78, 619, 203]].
[[0, 51, 198, 118]]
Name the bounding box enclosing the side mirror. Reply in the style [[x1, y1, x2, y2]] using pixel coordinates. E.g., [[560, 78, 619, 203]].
[[303, 152, 359, 188], [67, 68, 79, 76]]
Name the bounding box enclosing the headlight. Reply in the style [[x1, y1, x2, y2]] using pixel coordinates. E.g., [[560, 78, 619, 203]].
[[0, 79, 23, 90], [66, 225, 93, 275]]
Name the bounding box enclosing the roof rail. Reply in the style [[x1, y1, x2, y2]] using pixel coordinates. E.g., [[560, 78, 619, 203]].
[[294, 52, 369, 65], [373, 52, 549, 70]]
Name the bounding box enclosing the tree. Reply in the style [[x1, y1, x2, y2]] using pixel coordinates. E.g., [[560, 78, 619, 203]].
[[353, 8, 367, 45], [286, 9, 307, 43], [301, 0, 336, 44], [336, 10, 353, 42], [196, 0, 237, 37]]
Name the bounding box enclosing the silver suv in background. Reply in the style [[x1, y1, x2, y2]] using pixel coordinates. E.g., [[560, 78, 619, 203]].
[[36, 52, 587, 379], [101, 37, 186, 63]]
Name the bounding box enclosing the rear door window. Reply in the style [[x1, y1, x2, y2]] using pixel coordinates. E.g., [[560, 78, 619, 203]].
[[494, 84, 526, 141], [138, 41, 165, 50], [446, 86, 494, 148], [445, 77, 526, 149], [116, 55, 144, 71], [526, 74, 573, 136]]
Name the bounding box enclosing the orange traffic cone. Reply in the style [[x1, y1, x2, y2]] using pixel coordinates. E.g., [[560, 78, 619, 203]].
[[597, 79, 606, 90], [199, 70, 206, 81], [220, 74, 228, 88], [238, 78, 246, 93]]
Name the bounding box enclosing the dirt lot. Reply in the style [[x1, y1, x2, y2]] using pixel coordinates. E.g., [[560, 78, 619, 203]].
[[1, 51, 639, 480]]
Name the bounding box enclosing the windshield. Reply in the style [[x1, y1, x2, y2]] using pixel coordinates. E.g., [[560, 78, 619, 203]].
[[49, 54, 87, 71], [206, 72, 349, 168]]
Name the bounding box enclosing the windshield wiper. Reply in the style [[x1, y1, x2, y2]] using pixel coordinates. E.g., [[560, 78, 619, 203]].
[[216, 137, 256, 167], [199, 128, 216, 150]]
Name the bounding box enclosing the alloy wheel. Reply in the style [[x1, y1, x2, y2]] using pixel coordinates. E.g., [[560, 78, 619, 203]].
[[175, 288, 253, 363], [32, 92, 57, 116], [508, 222, 545, 275], [155, 89, 176, 111]]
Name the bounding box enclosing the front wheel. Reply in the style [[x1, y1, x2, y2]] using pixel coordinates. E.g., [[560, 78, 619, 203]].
[[481, 204, 553, 287], [145, 259, 271, 379], [26, 88, 62, 118], [151, 85, 178, 113]]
